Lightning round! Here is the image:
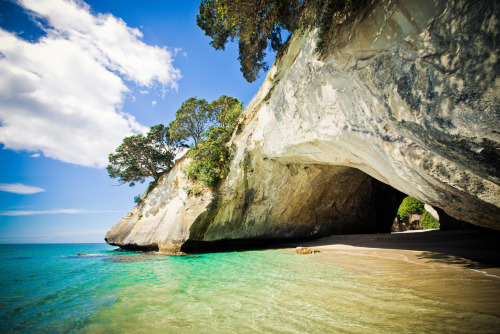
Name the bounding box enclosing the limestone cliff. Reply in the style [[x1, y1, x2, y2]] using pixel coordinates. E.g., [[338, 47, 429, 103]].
[[105, 157, 212, 253], [106, 0, 499, 252]]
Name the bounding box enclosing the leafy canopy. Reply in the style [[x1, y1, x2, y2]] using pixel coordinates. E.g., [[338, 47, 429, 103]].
[[396, 196, 425, 223], [421, 211, 440, 229], [197, 0, 369, 82], [169, 97, 211, 149], [106, 124, 182, 187], [209, 95, 242, 129], [183, 95, 243, 190], [197, 0, 302, 82], [187, 126, 232, 189]]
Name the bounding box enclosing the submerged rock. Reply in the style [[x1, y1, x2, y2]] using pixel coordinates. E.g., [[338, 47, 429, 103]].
[[106, 0, 500, 252]]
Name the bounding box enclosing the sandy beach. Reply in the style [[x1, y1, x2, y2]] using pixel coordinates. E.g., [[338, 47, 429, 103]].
[[291, 229, 500, 317]]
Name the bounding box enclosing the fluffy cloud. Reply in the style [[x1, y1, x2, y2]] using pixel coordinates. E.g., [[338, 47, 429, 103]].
[[0, 0, 181, 167], [0, 183, 45, 194]]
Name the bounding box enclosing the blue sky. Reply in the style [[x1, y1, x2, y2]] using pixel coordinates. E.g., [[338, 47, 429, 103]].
[[0, 0, 271, 243]]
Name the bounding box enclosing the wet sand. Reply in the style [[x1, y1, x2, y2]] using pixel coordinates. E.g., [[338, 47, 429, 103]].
[[291, 229, 500, 317]]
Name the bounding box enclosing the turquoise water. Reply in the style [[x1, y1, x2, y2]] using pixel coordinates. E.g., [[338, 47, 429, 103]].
[[1, 244, 499, 333]]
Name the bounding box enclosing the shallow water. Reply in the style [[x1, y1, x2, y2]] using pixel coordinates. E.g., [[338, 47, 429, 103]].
[[0, 244, 499, 333]]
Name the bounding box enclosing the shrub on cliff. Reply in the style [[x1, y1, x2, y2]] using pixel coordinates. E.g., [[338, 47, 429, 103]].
[[187, 127, 231, 189], [421, 211, 440, 229], [396, 196, 425, 224], [170, 95, 242, 190]]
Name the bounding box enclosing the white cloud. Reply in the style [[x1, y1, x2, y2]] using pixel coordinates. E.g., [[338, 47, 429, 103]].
[[0, 208, 122, 216], [174, 48, 187, 57], [31, 153, 40, 158], [0, 183, 45, 194], [152, 100, 157, 107], [0, 0, 181, 168]]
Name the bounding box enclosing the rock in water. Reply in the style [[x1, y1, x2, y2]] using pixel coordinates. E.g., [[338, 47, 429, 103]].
[[106, 0, 500, 252], [295, 247, 321, 255]]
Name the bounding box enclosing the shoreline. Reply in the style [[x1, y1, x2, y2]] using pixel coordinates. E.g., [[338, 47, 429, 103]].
[[289, 229, 500, 317]]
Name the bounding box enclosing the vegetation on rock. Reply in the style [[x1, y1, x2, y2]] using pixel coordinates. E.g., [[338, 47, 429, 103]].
[[134, 194, 142, 205], [107, 124, 184, 187], [187, 126, 232, 189], [107, 95, 241, 197], [421, 211, 440, 229], [397, 196, 425, 224], [197, 0, 369, 82], [394, 196, 440, 231], [175, 96, 242, 190], [169, 97, 211, 150]]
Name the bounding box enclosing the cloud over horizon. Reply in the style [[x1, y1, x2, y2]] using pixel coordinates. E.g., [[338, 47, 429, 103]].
[[0, 0, 181, 168], [0, 208, 122, 216], [0, 183, 45, 194]]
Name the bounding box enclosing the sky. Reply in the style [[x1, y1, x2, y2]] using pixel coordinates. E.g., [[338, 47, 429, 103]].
[[0, 0, 272, 243]]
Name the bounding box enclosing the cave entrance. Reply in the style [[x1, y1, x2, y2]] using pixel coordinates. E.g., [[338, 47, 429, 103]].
[[391, 196, 440, 232], [390, 195, 481, 233]]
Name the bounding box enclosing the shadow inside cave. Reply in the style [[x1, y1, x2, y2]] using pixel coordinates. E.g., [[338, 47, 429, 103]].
[[293, 229, 500, 268]]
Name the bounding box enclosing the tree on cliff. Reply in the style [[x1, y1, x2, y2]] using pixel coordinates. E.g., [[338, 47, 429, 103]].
[[106, 124, 183, 187], [187, 126, 232, 189], [169, 97, 211, 149], [179, 95, 243, 190], [197, 0, 302, 82], [208, 95, 242, 129], [197, 0, 367, 82]]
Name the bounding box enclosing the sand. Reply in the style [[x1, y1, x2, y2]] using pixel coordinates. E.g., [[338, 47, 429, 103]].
[[290, 229, 500, 317]]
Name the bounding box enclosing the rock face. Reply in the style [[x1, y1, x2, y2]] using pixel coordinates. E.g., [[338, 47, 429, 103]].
[[105, 157, 212, 253], [106, 0, 499, 252]]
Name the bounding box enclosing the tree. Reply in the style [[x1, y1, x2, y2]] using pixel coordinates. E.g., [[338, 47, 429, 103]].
[[106, 124, 181, 186], [197, 0, 368, 82], [396, 196, 425, 223], [208, 95, 242, 129], [187, 126, 232, 188], [184, 95, 243, 189], [169, 97, 210, 149], [197, 0, 302, 82]]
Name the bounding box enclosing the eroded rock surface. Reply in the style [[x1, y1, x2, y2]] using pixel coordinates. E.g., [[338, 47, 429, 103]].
[[106, 0, 499, 252], [105, 157, 212, 253]]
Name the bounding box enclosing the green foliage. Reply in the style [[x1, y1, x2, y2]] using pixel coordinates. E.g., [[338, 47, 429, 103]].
[[197, 0, 302, 82], [197, 0, 369, 82], [397, 196, 425, 223], [209, 95, 242, 129], [183, 95, 243, 190], [107, 124, 181, 187], [134, 194, 142, 205], [169, 97, 211, 149], [187, 126, 231, 189], [421, 211, 440, 229]]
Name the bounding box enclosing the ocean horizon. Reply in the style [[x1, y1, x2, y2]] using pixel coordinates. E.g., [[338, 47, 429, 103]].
[[1, 243, 499, 333]]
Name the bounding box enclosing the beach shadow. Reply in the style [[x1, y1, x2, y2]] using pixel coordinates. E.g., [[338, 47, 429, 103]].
[[416, 251, 492, 270], [295, 229, 500, 268]]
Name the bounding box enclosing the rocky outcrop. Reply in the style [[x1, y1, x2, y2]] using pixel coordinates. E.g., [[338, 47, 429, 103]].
[[106, 0, 499, 252], [105, 157, 212, 253]]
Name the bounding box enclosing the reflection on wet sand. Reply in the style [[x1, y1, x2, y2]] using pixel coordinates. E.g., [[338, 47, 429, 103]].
[[294, 229, 500, 317]]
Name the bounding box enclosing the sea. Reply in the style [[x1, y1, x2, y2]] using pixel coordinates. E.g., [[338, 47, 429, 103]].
[[1, 243, 499, 334]]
